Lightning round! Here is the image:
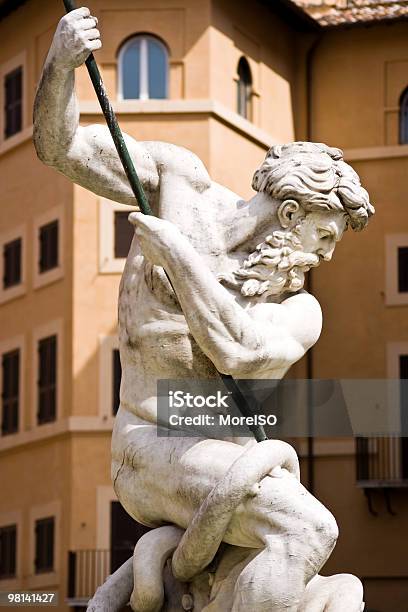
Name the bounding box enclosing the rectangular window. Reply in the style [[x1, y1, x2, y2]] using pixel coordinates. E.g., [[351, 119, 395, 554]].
[[114, 211, 134, 259], [401, 354, 408, 379], [39, 221, 59, 274], [400, 355, 408, 479], [112, 349, 121, 416], [4, 66, 22, 139], [34, 517, 54, 574], [1, 349, 19, 436], [0, 524, 17, 579], [3, 238, 21, 289], [398, 247, 408, 293], [37, 336, 57, 425]]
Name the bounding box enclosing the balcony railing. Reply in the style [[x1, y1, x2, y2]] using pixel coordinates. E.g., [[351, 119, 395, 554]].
[[356, 437, 408, 488], [67, 550, 111, 606]]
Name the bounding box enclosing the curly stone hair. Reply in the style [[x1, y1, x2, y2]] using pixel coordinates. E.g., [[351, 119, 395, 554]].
[[252, 142, 375, 231]]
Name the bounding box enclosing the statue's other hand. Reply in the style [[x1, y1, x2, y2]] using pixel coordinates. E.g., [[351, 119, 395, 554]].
[[129, 212, 185, 267], [49, 7, 101, 70]]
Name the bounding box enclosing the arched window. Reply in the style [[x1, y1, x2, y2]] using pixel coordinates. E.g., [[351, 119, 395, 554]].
[[399, 87, 408, 144], [118, 35, 168, 100], [237, 57, 252, 120]]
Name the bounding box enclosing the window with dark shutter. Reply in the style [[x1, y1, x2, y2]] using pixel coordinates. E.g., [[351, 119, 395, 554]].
[[3, 238, 21, 289], [0, 524, 17, 578], [114, 212, 134, 259], [34, 517, 54, 574], [112, 349, 121, 415], [39, 220, 59, 273], [237, 57, 252, 120], [398, 247, 408, 293], [1, 349, 19, 436], [400, 355, 408, 478], [37, 336, 57, 425], [4, 66, 22, 139], [400, 355, 408, 379]]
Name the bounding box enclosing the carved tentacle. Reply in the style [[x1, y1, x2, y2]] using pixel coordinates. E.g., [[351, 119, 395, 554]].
[[130, 526, 184, 612], [87, 557, 134, 612], [172, 440, 299, 582]]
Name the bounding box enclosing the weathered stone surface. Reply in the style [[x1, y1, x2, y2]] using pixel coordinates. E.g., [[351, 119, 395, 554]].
[[33, 8, 374, 611]]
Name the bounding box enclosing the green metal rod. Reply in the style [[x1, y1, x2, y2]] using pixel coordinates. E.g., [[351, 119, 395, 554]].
[[62, 0, 267, 443]]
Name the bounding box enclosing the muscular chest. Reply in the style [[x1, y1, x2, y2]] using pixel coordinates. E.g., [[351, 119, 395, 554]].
[[119, 256, 216, 376]]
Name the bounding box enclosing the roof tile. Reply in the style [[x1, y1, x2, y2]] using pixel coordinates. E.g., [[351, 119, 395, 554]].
[[292, 0, 408, 26]]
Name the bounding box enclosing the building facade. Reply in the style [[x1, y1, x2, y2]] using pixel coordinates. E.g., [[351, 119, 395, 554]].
[[0, 0, 407, 610]]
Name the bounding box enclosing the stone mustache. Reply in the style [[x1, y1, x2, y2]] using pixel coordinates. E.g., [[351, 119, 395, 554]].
[[33, 7, 374, 611]]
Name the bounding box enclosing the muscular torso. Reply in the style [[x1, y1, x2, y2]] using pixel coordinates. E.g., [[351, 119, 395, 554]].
[[117, 162, 295, 426]]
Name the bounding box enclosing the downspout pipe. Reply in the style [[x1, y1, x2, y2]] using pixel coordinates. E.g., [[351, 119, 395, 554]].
[[305, 31, 323, 495]]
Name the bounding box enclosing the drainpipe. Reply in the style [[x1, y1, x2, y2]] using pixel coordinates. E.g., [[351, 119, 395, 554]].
[[305, 32, 323, 495]]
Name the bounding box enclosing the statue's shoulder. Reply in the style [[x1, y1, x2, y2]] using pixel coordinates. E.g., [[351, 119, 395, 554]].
[[281, 290, 323, 351], [141, 141, 212, 191], [250, 291, 322, 352]]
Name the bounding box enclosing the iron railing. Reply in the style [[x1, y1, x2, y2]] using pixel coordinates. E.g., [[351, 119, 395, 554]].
[[356, 437, 408, 487], [67, 549, 111, 605]]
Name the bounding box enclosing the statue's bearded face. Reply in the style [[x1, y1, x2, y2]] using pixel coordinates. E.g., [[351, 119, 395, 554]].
[[220, 211, 347, 298]]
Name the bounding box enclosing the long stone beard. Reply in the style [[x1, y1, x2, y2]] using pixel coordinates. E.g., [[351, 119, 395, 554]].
[[219, 222, 320, 298]]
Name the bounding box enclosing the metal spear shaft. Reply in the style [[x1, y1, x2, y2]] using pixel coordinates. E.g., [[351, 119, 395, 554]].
[[62, 0, 267, 443]]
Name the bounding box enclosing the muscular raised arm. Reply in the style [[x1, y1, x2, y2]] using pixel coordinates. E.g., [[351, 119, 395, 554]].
[[33, 7, 159, 205], [33, 7, 211, 207]]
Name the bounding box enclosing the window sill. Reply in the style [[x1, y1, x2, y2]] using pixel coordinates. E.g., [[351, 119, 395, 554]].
[[0, 576, 21, 590], [33, 266, 64, 290], [0, 417, 113, 453], [0, 283, 26, 305], [0, 126, 32, 157], [385, 295, 408, 306], [0, 429, 19, 438], [27, 571, 59, 590], [99, 258, 126, 274]]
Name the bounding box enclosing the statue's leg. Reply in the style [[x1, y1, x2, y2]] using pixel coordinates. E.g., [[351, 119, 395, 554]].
[[231, 536, 310, 611], [130, 526, 183, 612], [113, 422, 338, 609]]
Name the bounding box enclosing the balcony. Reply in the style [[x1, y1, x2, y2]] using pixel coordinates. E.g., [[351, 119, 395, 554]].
[[67, 550, 111, 607], [356, 437, 408, 488]]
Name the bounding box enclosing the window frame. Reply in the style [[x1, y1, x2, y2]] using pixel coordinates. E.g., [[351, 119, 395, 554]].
[[236, 56, 253, 121], [0, 52, 26, 146], [4, 66, 22, 139], [99, 198, 137, 273], [0, 225, 26, 304], [39, 220, 59, 274], [113, 210, 136, 260], [29, 501, 60, 589], [117, 34, 169, 101], [37, 335, 57, 426], [0, 336, 24, 439], [1, 348, 20, 436], [99, 335, 119, 421], [32, 320, 63, 429], [385, 234, 408, 305], [399, 87, 408, 144], [34, 517, 55, 574], [0, 511, 22, 588], [33, 206, 64, 290], [112, 348, 121, 416], [0, 523, 17, 579]]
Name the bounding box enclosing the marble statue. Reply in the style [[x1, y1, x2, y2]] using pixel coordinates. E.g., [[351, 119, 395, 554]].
[[33, 7, 375, 611]]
